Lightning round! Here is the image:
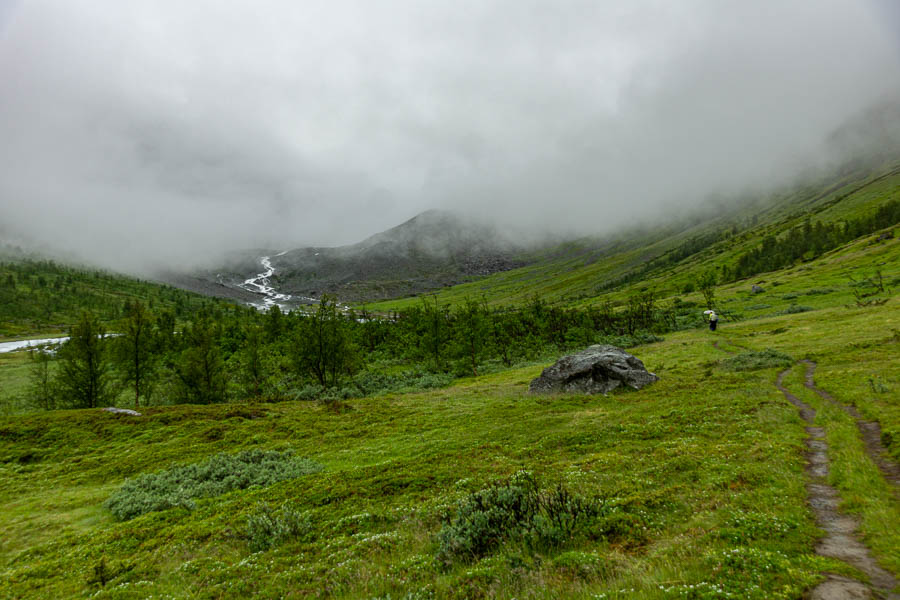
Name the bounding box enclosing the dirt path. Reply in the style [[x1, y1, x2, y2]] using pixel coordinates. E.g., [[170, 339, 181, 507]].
[[800, 360, 900, 490], [776, 367, 899, 599]]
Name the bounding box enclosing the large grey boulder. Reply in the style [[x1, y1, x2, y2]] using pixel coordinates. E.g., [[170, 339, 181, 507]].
[[529, 345, 658, 395]]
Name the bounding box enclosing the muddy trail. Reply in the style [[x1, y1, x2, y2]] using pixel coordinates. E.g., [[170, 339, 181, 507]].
[[777, 365, 899, 599], [711, 339, 899, 598], [800, 359, 900, 491]]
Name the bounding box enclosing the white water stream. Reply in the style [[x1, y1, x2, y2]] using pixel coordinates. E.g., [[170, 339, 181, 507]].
[[237, 255, 299, 311]]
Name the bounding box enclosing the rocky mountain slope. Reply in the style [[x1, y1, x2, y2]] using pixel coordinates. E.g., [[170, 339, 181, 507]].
[[193, 209, 528, 304]]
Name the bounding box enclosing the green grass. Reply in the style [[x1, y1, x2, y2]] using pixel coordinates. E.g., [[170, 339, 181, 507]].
[[0, 160, 898, 598], [1, 294, 897, 598]]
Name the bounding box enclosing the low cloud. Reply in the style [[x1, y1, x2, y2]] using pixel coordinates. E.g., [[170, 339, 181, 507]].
[[1, 1, 898, 271]]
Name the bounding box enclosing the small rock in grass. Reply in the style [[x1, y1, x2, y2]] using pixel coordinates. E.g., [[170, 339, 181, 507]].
[[102, 407, 142, 416]]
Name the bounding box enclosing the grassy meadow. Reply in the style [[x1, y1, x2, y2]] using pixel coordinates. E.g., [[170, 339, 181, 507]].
[[1, 286, 897, 598], [0, 160, 897, 598]]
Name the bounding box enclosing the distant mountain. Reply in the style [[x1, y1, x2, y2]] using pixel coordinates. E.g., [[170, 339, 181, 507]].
[[192, 209, 529, 304]]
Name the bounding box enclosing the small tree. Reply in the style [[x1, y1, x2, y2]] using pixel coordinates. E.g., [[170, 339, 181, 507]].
[[699, 270, 718, 310], [453, 298, 490, 376], [28, 349, 56, 410], [174, 313, 227, 404], [295, 296, 358, 388], [58, 311, 112, 409], [114, 301, 156, 409], [421, 296, 449, 371], [238, 324, 267, 398]]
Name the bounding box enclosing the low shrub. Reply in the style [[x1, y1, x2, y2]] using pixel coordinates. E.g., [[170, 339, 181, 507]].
[[353, 369, 454, 396], [105, 449, 323, 520], [745, 304, 771, 311], [246, 502, 313, 551], [435, 471, 623, 566], [721, 349, 793, 372], [596, 332, 664, 348], [778, 304, 814, 315]]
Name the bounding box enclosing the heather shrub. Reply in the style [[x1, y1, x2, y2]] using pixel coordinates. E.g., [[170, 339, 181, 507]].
[[722, 349, 793, 372], [778, 304, 814, 315], [246, 502, 314, 551], [435, 471, 611, 566], [105, 449, 323, 520]]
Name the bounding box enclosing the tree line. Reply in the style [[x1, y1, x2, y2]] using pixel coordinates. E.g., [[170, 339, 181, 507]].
[[726, 200, 899, 280], [29, 291, 705, 410]]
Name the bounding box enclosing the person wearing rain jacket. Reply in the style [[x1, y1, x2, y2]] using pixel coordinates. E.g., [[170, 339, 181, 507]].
[[707, 310, 718, 331]]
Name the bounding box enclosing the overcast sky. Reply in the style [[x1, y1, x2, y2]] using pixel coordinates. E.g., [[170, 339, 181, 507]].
[[1, 1, 899, 271]]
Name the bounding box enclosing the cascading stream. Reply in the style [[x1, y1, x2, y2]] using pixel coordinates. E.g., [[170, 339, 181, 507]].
[[237, 255, 294, 311]]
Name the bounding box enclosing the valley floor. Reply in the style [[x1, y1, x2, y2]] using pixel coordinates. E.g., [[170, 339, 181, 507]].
[[0, 298, 898, 599]]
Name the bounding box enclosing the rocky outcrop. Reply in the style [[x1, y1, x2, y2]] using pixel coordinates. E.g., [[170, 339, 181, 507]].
[[529, 345, 658, 395]]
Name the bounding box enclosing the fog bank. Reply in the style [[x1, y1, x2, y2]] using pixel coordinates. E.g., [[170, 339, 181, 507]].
[[1, 1, 898, 271]]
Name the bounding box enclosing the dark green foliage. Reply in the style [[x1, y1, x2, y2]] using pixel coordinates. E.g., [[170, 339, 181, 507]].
[[235, 324, 268, 399], [721, 348, 793, 371], [729, 202, 900, 280], [172, 312, 227, 404], [778, 304, 814, 315], [699, 271, 718, 310], [105, 449, 323, 521], [246, 502, 314, 551], [420, 296, 450, 370], [352, 369, 454, 396], [113, 301, 156, 409], [57, 311, 113, 409], [294, 296, 359, 388], [27, 349, 56, 410], [435, 471, 604, 566], [452, 298, 491, 376], [0, 259, 225, 336]]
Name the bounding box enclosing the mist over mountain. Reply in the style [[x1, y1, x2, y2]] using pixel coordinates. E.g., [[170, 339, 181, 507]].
[[197, 209, 528, 303], [1, 1, 899, 273]]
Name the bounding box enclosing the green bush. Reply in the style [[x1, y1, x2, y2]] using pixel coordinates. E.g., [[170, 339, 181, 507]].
[[722, 349, 793, 372], [105, 449, 323, 520], [596, 332, 664, 348], [778, 304, 814, 315], [435, 471, 604, 566], [246, 502, 313, 551], [745, 304, 772, 311], [353, 369, 454, 396]]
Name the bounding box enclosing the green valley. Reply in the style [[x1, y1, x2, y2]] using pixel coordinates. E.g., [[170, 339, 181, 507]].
[[0, 158, 898, 599]]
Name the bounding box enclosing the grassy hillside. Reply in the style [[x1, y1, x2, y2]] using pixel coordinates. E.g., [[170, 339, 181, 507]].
[[362, 161, 900, 312], [0, 259, 234, 338], [0, 279, 896, 598], [0, 156, 897, 598]]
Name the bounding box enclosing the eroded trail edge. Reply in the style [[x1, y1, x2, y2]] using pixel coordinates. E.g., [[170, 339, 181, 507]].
[[800, 360, 900, 490], [776, 367, 899, 599]]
